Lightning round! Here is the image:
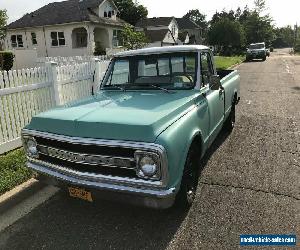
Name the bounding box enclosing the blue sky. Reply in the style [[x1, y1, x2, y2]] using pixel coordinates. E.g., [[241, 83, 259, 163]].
[[0, 0, 299, 27]]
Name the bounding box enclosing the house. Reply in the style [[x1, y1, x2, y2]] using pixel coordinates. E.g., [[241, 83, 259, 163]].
[[176, 18, 202, 44], [4, 0, 127, 57], [135, 17, 186, 47]]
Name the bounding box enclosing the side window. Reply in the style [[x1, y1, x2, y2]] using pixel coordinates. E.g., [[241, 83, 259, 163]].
[[201, 53, 214, 86]]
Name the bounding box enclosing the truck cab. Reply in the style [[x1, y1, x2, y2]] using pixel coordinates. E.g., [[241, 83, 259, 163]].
[[22, 45, 240, 209]]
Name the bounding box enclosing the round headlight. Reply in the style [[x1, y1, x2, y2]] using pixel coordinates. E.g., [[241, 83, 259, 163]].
[[140, 156, 157, 177], [26, 138, 38, 157]]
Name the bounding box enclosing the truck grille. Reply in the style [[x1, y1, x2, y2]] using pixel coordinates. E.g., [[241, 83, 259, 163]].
[[34, 136, 138, 179]]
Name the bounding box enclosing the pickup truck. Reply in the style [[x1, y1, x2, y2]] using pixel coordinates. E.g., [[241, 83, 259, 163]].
[[246, 42, 267, 61], [22, 45, 240, 209]]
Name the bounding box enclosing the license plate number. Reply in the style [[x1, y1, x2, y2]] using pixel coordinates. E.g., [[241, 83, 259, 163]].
[[68, 187, 93, 202]]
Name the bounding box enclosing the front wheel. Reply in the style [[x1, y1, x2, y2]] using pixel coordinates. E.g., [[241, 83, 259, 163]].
[[175, 145, 200, 209]]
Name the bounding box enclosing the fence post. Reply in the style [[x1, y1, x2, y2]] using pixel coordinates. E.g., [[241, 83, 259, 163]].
[[46, 61, 60, 106], [92, 58, 101, 91]]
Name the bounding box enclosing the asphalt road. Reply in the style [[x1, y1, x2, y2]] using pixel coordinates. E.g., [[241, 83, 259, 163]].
[[0, 48, 299, 250]]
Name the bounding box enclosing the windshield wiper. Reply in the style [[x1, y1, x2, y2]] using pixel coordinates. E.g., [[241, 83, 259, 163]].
[[149, 84, 172, 94], [104, 84, 126, 91]]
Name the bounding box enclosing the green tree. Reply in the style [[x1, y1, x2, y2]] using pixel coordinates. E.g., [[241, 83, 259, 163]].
[[183, 9, 208, 31], [273, 26, 294, 48], [243, 11, 274, 46], [114, 0, 148, 26], [0, 9, 8, 41], [120, 25, 148, 50], [208, 18, 245, 55]]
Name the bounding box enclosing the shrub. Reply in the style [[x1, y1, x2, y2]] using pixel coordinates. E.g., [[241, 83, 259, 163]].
[[94, 42, 106, 56], [294, 41, 300, 53], [0, 51, 14, 71]]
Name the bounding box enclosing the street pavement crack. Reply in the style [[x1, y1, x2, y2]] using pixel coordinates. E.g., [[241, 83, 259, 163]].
[[199, 181, 299, 201]]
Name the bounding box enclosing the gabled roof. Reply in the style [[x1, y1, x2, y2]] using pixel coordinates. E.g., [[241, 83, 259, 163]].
[[136, 17, 174, 28], [6, 0, 126, 29], [145, 29, 170, 43], [175, 18, 200, 30]]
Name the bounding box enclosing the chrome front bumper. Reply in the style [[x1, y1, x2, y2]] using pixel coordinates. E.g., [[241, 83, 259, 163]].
[[28, 161, 177, 209]]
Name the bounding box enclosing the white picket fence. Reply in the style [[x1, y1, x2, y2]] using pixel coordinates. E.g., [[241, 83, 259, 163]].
[[0, 59, 110, 154], [36, 55, 109, 66]]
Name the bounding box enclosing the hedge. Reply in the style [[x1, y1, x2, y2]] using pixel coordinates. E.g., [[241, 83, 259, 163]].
[[0, 51, 14, 71]]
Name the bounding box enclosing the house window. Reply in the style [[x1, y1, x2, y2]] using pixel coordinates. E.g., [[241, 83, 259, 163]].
[[72, 28, 88, 48], [112, 30, 122, 47], [11, 35, 23, 48], [108, 11, 112, 18], [104, 11, 107, 17], [172, 25, 176, 37], [51, 31, 65, 46], [31, 33, 37, 45]]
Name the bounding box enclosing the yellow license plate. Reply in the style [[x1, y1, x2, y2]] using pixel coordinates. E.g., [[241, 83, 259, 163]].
[[68, 187, 93, 202]]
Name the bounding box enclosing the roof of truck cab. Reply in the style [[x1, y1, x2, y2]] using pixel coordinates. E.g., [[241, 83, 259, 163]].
[[115, 45, 210, 57]]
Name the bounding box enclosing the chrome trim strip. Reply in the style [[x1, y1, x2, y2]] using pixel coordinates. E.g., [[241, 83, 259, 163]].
[[22, 129, 169, 188], [28, 161, 176, 197]]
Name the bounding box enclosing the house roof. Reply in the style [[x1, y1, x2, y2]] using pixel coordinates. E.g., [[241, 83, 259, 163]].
[[175, 18, 200, 30], [6, 0, 126, 29], [144, 29, 170, 43], [135, 17, 174, 28], [115, 45, 209, 57]]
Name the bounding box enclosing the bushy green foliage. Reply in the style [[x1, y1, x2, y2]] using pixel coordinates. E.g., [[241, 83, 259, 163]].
[[0, 51, 14, 71], [120, 25, 148, 50], [208, 1, 275, 54], [208, 18, 245, 55], [114, 0, 148, 25], [0, 9, 8, 40], [0, 148, 32, 195], [294, 40, 300, 53]]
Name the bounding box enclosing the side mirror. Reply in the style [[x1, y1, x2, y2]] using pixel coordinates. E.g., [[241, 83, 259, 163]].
[[210, 75, 221, 90]]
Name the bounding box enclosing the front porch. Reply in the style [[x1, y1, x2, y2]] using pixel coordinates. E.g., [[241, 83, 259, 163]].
[[71, 25, 124, 56]]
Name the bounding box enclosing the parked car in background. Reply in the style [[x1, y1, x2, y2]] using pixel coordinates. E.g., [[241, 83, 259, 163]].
[[21, 45, 240, 209], [246, 42, 267, 61]]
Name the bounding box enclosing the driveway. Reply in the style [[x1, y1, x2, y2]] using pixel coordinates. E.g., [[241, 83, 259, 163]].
[[0, 48, 299, 249]]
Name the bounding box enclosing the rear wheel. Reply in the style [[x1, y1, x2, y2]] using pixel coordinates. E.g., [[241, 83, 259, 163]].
[[224, 103, 236, 131], [175, 144, 200, 209]]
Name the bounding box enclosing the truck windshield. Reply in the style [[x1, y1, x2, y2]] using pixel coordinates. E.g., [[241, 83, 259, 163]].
[[101, 52, 197, 90], [249, 44, 265, 49]]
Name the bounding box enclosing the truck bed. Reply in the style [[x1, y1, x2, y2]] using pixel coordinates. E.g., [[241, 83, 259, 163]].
[[217, 69, 235, 80]]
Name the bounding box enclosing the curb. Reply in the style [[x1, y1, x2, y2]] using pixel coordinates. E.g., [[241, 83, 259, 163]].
[[0, 178, 46, 214], [229, 61, 244, 70], [0, 178, 59, 232]]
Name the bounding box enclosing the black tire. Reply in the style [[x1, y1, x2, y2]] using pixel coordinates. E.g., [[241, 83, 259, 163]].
[[175, 144, 200, 209], [262, 56, 266, 61], [224, 103, 236, 131]]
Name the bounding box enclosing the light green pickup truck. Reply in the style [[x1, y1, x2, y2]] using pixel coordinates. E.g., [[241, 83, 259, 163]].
[[22, 45, 240, 209]]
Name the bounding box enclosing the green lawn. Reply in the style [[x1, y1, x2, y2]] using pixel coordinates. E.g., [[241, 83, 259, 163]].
[[214, 56, 245, 70], [0, 148, 32, 195]]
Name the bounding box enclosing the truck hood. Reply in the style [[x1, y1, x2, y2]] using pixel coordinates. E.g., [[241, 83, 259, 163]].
[[27, 90, 199, 142]]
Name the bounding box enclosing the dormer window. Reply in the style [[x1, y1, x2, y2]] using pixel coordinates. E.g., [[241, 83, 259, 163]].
[[108, 11, 112, 18], [104, 11, 107, 17], [111, 10, 115, 16]]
